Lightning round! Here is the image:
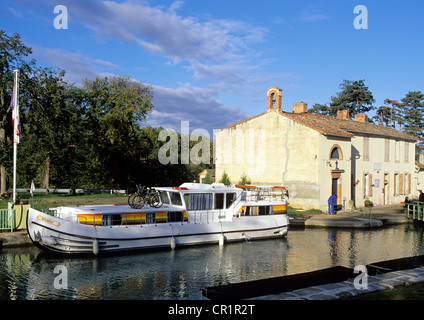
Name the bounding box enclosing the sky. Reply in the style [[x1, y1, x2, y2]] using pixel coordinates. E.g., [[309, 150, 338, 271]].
[[1, 0, 424, 135]]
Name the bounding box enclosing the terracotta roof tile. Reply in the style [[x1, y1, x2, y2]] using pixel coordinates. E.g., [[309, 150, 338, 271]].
[[282, 112, 417, 141], [218, 109, 417, 142]]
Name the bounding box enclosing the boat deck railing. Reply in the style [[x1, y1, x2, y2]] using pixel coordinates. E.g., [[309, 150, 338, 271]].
[[230, 186, 288, 217], [240, 188, 287, 202]]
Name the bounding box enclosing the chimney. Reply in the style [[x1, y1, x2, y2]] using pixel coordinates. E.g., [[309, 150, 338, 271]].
[[267, 86, 282, 111], [337, 110, 349, 120], [420, 153, 424, 165], [293, 102, 308, 113], [355, 113, 368, 123]]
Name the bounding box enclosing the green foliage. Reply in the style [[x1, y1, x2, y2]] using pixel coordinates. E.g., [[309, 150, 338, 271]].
[[307, 103, 331, 116], [239, 173, 251, 185], [80, 75, 154, 189], [219, 172, 231, 186], [309, 79, 375, 118], [0, 30, 36, 193], [0, 30, 212, 192], [309, 79, 424, 156], [401, 91, 424, 153], [203, 171, 214, 184]]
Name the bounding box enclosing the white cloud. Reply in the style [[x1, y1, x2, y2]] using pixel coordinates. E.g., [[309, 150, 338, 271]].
[[31, 44, 118, 84], [23, 0, 301, 132], [61, 0, 265, 64], [300, 7, 330, 22], [31, 44, 248, 132], [147, 84, 250, 133], [52, 0, 270, 91]]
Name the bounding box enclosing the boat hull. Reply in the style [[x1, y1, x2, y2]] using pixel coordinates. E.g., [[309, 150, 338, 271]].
[[27, 208, 289, 255]]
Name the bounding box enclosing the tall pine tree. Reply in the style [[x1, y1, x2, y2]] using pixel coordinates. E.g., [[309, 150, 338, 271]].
[[308, 80, 375, 119], [401, 91, 424, 154]]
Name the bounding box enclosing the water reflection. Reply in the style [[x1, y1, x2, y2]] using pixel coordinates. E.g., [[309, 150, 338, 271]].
[[1, 224, 424, 300]]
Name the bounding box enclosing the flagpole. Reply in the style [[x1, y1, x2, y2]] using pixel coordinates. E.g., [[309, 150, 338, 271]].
[[12, 70, 19, 204]]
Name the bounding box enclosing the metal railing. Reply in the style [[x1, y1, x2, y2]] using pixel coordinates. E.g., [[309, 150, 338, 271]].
[[405, 201, 424, 221], [9, 188, 126, 194], [0, 209, 14, 232]]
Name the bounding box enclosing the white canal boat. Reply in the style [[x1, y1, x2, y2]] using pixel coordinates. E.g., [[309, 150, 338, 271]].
[[27, 183, 289, 255]]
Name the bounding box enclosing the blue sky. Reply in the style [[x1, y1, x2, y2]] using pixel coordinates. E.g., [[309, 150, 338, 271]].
[[1, 0, 423, 134]]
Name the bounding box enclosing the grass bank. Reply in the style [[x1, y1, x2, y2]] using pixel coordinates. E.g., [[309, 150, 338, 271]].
[[287, 206, 323, 215], [344, 282, 424, 300], [0, 193, 129, 210]]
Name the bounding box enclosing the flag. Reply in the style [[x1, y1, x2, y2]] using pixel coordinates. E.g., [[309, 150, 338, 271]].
[[30, 180, 35, 196], [10, 72, 20, 145]]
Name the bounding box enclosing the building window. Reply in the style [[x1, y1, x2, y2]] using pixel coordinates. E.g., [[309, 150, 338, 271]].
[[329, 145, 343, 159], [384, 139, 390, 162], [405, 142, 409, 163], [363, 137, 369, 161], [395, 140, 400, 162], [363, 173, 373, 198], [406, 173, 411, 194], [394, 173, 399, 196]]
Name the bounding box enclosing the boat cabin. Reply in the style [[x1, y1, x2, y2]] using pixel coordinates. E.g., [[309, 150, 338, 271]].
[[53, 183, 287, 227]]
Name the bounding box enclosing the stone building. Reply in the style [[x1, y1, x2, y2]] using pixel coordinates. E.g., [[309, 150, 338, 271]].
[[215, 86, 417, 210]]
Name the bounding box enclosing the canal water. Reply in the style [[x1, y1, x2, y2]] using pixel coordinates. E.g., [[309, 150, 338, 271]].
[[1, 223, 424, 300]]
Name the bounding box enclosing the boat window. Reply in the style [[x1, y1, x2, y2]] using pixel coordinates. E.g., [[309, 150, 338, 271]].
[[245, 206, 258, 216], [102, 214, 122, 226], [160, 191, 170, 204], [167, 211, 184, 223], [185, 193, 213, 210], [215, 193, 224, 209], [244, 206, 271, 216], [145, 212, 156, 224], [169, 192, 183, 206], [259, 206, 271, 215], [226, 193, 236, 208]]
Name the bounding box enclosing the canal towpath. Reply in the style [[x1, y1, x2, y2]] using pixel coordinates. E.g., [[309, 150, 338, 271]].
[[0, 204, 411, 249], [289, 204, 409, 228]]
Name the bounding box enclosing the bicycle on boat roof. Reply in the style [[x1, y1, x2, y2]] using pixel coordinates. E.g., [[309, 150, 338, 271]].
[[128, 184, 163, 209]]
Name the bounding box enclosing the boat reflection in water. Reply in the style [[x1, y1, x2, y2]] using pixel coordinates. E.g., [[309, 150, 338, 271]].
[[1, 223, 424, 299]]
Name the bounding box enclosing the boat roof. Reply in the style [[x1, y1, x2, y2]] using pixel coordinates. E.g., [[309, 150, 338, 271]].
[[155, 183, 241, 193], [156, 183, 286, 192], [55, 204, 183, 214]]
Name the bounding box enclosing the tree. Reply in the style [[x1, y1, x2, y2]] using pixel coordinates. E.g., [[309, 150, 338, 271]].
[[373, 99, 404, 129], [203, 170, 213, 184], [20, 68, 87, 189], [307, 103, 331, 116], [239, 172, 251, 185], [401, 91, 424, 153], [219, 172, 231, 186], [81, 75, 154, 188], [0, 30, 35, 194], [329, 80, 375, 117], [309, 80, 375, 119]]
